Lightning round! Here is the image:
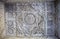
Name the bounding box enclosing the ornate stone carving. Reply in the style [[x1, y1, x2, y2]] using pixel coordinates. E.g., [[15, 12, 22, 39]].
[[45, 2, 55, 35], [24, 13, 36, 25], [5, 3, 45, 37], [5, 4, 16, 36]]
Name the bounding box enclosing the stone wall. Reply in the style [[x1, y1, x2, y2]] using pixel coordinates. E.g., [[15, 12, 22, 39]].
[[0, 2, 5, 39]]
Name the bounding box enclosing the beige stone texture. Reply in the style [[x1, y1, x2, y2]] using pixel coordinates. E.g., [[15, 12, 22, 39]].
[[0, 2, 5, 39]]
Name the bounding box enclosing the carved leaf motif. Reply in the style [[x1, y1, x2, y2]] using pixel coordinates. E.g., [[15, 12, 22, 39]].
[[5, 3, 45, 37]]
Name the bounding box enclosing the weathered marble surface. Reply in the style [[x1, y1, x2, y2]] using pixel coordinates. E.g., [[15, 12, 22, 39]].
[[0, 1, 57, 39], [4, 2, 55, 37], [5, 2, 45, 37]]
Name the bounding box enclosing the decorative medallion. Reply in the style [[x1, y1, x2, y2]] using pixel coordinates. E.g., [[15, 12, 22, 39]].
[[24, 13, 36, 25], [5, 3, 45, 37]]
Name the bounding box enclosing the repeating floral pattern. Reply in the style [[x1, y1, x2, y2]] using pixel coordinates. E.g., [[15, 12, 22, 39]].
[[5, 2, 55, 37]]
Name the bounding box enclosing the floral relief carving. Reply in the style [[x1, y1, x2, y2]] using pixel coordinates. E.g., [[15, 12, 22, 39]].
[[5, 3, 45, 37], [24, 13, 36, 25]]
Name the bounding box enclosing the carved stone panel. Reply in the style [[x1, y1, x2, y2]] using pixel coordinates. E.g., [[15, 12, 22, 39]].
[[5, 4, 16, 36], [5, 3, 45, 37]]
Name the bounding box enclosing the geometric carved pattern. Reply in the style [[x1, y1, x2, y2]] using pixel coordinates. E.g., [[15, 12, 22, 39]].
[[5, 3, 45, 37]]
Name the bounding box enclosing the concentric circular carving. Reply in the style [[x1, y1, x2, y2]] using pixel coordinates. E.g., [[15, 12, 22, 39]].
[[24, 13, 36, 25]]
